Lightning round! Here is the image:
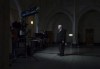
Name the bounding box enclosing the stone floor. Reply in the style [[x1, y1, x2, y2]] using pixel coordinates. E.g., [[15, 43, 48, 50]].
[[10, 46, 100, 69]]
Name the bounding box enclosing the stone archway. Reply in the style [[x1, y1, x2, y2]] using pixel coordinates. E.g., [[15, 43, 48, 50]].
[[47, 12, 72, 42], [79, 6, 100, 21], [78, 10, 100, 45]]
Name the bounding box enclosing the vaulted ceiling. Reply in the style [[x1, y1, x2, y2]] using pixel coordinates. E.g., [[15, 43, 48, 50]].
[[10, 0, 39, 11]]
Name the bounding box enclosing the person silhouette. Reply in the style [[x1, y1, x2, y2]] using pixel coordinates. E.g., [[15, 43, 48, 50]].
[[56, 25, 66, 56]]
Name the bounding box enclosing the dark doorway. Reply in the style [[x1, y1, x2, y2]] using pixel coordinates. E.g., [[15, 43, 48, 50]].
[[85, 29, 94, 45]]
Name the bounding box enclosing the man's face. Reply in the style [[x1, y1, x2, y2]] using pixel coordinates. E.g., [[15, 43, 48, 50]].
[[58, 25, 62, 30]]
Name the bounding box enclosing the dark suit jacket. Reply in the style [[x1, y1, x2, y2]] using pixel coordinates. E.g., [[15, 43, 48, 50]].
[[56, 29, 66, 43]]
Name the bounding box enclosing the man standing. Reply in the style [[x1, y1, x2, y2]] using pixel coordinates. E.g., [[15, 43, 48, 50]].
[[56, 25, 66, 56]]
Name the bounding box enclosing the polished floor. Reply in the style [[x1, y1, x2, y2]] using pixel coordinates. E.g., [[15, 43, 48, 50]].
[[10, 45, 100, 69]]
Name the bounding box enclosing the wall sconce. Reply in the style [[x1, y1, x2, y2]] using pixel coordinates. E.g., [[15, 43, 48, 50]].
[[31, 21, 33, 24], [69, 34, 73, 37]]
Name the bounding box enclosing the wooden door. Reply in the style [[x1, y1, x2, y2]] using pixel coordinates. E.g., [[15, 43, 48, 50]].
[[85, 29, 94, 45], [46, 31, 54, 44]]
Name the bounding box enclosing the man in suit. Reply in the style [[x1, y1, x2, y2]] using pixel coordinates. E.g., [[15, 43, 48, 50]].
[[56, 25, 66, 56]]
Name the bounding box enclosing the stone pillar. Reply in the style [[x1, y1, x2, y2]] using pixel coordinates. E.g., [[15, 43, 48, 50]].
[[72, 0, 79, 45], [35, 13, 39, 33], [0, 0, 10, 69]]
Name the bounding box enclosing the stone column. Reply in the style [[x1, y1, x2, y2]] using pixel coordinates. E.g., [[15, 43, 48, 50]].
[[72, 0, 79, 45], [35, 13, 39, 33]]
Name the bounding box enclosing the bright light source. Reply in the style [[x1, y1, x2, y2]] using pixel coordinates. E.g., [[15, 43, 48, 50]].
[[31, 21, 33, 24], [69, 34, 73, 37]]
